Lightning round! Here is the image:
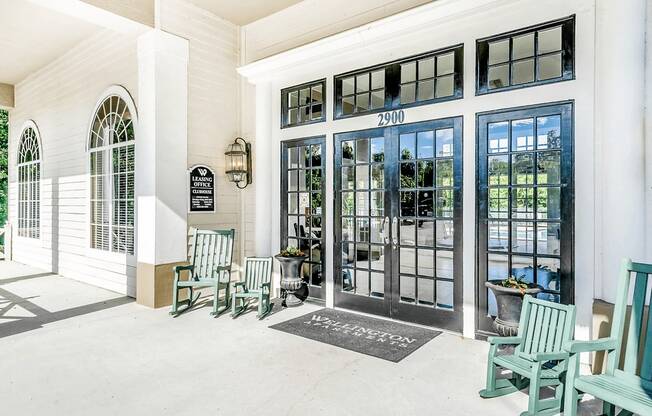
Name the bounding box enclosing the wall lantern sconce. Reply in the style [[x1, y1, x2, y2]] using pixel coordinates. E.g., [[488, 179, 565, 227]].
[[225, 137, 252, 189]]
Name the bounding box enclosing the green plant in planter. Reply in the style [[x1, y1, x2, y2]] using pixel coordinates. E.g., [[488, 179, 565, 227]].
[[279, 246, 305, 257], [499, 275, 530, 295]]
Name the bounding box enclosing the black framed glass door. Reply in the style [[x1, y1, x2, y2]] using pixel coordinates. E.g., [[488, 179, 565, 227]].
[[334, 118, 463, 332], [281, 136, 326, 300], [476, 102, 574, 336]]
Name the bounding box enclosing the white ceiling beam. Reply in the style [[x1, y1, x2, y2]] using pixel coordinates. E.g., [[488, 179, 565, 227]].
[[27, 0, 154, 33], [0, 83, 14, 109]]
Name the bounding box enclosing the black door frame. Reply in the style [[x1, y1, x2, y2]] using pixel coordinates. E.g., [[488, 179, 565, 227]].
[[475, 101, 574, 337], [333, 118, 464, 332]]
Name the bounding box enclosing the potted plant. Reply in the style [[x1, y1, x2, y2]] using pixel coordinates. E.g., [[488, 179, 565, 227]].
[[275, 246, 308, 307], [485, 276, 542, 336]]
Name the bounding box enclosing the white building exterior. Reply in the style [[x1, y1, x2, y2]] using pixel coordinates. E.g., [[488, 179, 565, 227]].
[[1, 0, 650, 348]]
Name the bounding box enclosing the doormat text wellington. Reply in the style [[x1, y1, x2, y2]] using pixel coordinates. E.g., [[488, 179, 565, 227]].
[[269, 308, 441, 362]]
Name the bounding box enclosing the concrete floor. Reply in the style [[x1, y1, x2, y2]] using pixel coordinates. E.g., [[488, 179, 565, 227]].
[[0, 262, 601, 415]]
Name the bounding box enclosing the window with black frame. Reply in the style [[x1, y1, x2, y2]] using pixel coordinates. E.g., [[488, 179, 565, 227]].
[[476, 16, 574, 94], [335, 45, 463, 119], [281, 137, 326, 300], [281, 80, 326, 128]]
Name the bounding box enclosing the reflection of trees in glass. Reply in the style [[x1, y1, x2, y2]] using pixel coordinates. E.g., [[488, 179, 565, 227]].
[[401, 148, 412, 160], [342, 142, 354, 162], [545, 129, 560, 148], [400, 162, 416, 188]]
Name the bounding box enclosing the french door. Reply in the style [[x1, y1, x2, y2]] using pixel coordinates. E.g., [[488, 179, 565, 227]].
[[476, 102, 574, 336], [334, 118, 463, 332]]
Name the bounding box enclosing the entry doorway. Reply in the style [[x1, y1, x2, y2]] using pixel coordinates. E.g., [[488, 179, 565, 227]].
[[333, 118, 463, 332]]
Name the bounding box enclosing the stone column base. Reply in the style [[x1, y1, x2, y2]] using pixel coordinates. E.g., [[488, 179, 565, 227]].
[[137, 261, 189, 308]]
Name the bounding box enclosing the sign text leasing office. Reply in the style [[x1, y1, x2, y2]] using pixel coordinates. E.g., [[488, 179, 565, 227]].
[[189, 165, 215, 213]]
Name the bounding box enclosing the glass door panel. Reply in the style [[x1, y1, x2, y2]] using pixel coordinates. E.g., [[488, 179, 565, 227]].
[[476, 102, 573, 336]]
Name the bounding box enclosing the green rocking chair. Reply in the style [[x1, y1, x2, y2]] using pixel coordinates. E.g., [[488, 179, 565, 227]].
[[479, 295, 576, 416], [231, 257, 273, 319], [170, 229, 235, 317]]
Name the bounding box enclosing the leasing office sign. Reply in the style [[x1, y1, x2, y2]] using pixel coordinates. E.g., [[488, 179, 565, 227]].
[[189, 165, 215, 213]]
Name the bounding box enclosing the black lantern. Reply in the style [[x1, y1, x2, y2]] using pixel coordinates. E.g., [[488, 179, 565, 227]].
[[225, 137, 251, 189]]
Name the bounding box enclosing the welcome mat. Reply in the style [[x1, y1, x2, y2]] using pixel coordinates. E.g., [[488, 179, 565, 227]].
[[269, 308, 441, 362]]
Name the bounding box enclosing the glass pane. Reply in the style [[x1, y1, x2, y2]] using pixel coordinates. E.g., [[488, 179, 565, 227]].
[[400, 219, 416, 245], [537, 257, 561, 292], [342, 77, 354, 96], [400, 248, 416, 274], [299, 193, 309, 215], [342, 218, 354, 241], [356, 93, 369, 111], [419, 58, 435, 79], [370, 218, 383, 244], [401, 62, 416, 83], [417, 220, 434, 246], [311, 145, 322, 167], [488, 39, 509, 65], [512, 33, 534, 59], [537, 151, 561, 184], [436, 280, 454, 310], [342, 141, 355, 165], [417, 131, 434, 159], [311, 84, 323, 103], [371, 191, 384, 217], [400, 133, 416, 160], [342, 96, 354, 115], [400, 83, 416, 104], [436, 189, 453, 218], [342, 268, 354, 291], [418, 278, 434, 305], [356, 220, 369, 243], [418, 79, 435, 101], [418, 190, 434, 217], [288, 147, 299, 168], [417, 249, 434, 277], [436, 220, 454, 247], [311, 104, 322, 120], [370, 272, 384, 298], [288, 216, 298, 236], [537, 115, 561, 149], [288, 90, 299, 107], [436, 159, 453, 187], [435, 75, 454, 98], [311, 264, 322, 287], [371, 165, 384, 189], [511, 118, 534, 151], [488, 188, 508, 219], [400, 162, 416, 189], [512, 59, 535, 85], [512, 153, 534, 185], [511, 187, 534, 219], [436, 128, 454, 157], [288, 170, 298, 191], [437, 53, 454, 76], [369, 137, 384, 162], [356, 73, 369, 92], [537, 222, 560, 255], [488, 122, 508, 153], [341, 166, 355, 190], [538, 53, 562, 80], [288, 194, 298, 214], [371, 90, 385, 109], [356, 270, 369, 295], [400, 191, 416, 217], [537, 187, 561, 220], [356, 138, 369, 164], [538, 26, 562, 54], [512, 222, 534, 253], [288, 109, 298, 124], [400, 275, 416, 303], [488, 64, 509, 89], [488, 221, 509, 251], [371, 70, 385, 90], [512, 256, 534, 283], [436, 250, 454, 279], [370, 245, 384, 270], [417, 161, 434, 188], [356, 191, 369, 215], [298, 170, 308, 191], [488, 155, 508, 186], [341, 192, 354, 216], [488, 253, 509, 281], [342, 243, 355, 266], [299, 88, 310, 105]]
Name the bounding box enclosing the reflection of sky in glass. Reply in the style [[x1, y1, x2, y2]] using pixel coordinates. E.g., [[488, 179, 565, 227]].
[[536, 115, 561, 149], [436, 128, 454, 156], [488, 122, 508, 152], [400, 133, 415, 160], [511, 118, 534, 151], [417, 131, 434, 159]]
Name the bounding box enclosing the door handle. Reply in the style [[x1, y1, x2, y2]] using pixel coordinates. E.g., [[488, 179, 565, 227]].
[[392, 216, 398, 249], [382, 216, 390, 245]]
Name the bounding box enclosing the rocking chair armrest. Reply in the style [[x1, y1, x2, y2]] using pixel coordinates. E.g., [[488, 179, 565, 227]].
[[563, 338, 618, 354], [261, 282, 271, 292], [532, 351, 569, 362], [487, 336, 523, 346], [173, 264, 193, 275], [233, 281, 246, 292]]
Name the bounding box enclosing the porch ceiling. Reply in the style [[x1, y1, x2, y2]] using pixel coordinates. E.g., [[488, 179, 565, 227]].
[[0, 0, 101, 84], [185, 0, 304, 25]]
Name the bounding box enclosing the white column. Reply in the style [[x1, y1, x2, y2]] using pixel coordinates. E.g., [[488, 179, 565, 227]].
[[136, 29, 189, 306], [595, 0, 647, 302], [254, 82, 273, 256]]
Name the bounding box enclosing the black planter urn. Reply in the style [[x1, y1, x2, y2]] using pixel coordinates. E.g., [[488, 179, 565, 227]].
[[485, 280, 542, 336], [275, 255, 308, 307]]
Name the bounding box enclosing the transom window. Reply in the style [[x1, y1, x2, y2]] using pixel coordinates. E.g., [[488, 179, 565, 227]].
[[281, 80, 326, 128], [17, 126, 41, 239], [476, 16, 574, 94], [335, 45, 463, 119], [89, 94, 135, 255]]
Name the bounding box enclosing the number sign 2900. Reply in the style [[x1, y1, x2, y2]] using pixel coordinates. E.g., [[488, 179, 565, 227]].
[[377, 110, 405, 126]]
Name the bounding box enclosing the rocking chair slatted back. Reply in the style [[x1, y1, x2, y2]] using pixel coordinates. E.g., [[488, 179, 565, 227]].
[[516, 296, 576, 359], [190, 229, 234, 282], [244, 257, 273, 290], [609, 260, 652, 380]]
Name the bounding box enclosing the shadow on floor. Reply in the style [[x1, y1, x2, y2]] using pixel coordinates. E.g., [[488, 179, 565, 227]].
[[0, 279, 133, 339]]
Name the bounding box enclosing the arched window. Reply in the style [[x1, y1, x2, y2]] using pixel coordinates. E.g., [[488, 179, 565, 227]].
[[17, 124, 41, 239], [89, 92, 135, 255]]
